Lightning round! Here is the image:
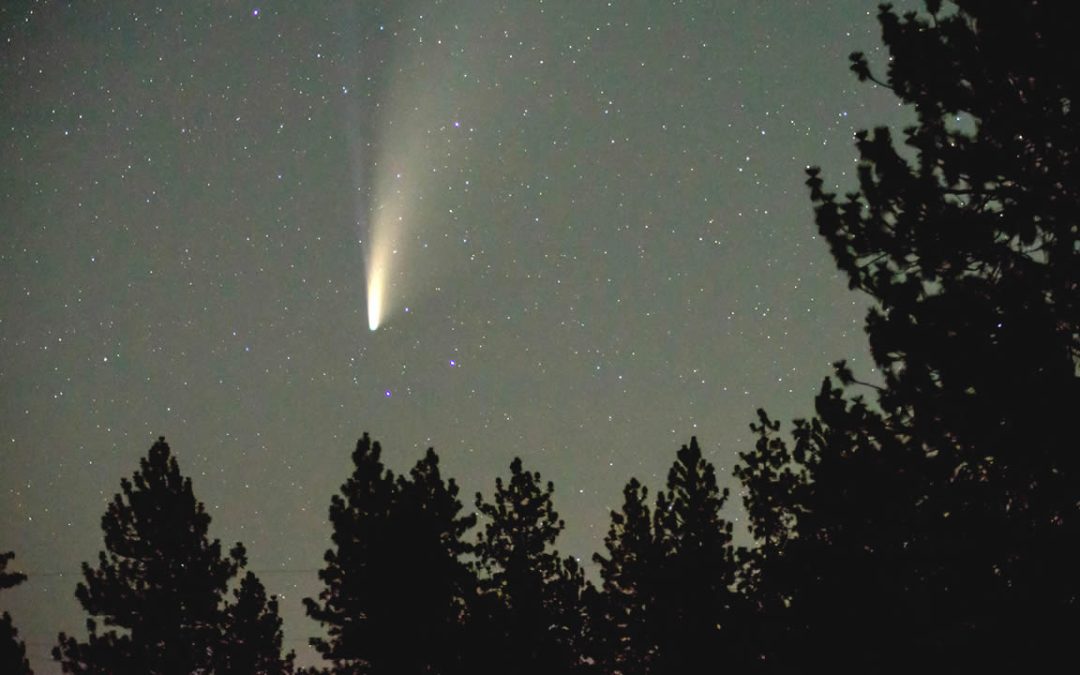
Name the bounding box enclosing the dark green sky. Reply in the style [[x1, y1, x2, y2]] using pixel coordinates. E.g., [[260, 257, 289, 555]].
[[1, 1, 911, 670]]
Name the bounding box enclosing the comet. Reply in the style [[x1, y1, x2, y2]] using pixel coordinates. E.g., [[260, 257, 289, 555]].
[[363, 199, 402, 332], [366, 263, 383, 331], [351, 1, 479, 332]]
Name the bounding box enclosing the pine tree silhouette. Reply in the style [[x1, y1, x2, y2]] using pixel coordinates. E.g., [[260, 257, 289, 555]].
[[305, 435, 476, 675], [472, 457, 587, 675], [392, 448, 477, 675], [737, 1, 1080, 671], [1, 551, 32, 675], [592, 478, 659, 675], [216, 571, 295, 675], [651, 438, 742, 674], [738, 389, 937, 672], [305, 433, 398, 672], [53, 437, 290, 675]]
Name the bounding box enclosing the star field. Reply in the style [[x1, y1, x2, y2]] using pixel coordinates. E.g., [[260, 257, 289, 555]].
[[1, 1, 912, 670]]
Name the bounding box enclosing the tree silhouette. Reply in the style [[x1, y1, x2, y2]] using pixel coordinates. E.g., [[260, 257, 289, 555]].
[[650, 438, 744, 674], [737, 387, 940, 672], [53, 437, 289, 675], [472, 457, 587, 675], [304, 433, 397, 672], [592, 478, 659, 675], [820, 0, 1078, 667], [592, 440, 754, 673], [305, 435, 476, 675], [216, 571, 295, 675], [738, 1, 1080, 670], [392, 448, 477, 675], [1, 551, 32, 675]]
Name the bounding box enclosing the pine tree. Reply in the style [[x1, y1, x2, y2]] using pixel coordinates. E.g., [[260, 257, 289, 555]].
[[1, 551, 32, 675], [733, 410, 819, 671], [592, 478, 659, 675], [392, 448, 477, 675], [650, 438, 742, 674], [815, 0, 1078, 667], [737, 388, 941, 673], [830, 1, 1079, 459], [54, 437, 248, 675], [473, 457, 585, 675], [737, 1, 1080, 670], [305, 433, 398, 672], [217, 572, 295, 675], [305, 435, 476, 674]]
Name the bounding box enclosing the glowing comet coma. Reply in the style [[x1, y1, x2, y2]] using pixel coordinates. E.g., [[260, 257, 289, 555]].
[[363, 199, 403, 332], [366, 264, 383, 331]]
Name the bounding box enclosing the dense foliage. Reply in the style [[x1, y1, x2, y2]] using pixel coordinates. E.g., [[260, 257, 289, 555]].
[[739, 0, 1079, 670], [1, 552, 33, 675], [304, 435, 476, 675], [54, 438, 293, 675]]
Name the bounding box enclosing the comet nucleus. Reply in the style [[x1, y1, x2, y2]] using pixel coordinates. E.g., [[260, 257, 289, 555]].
[[367, 265, 383, 331]]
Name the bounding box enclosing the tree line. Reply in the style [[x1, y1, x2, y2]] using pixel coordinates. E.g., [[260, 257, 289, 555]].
[[3, 1, 1077, 672]]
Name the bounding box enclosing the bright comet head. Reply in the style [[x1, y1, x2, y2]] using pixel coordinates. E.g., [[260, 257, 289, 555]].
[[367, 268, 383, 331]]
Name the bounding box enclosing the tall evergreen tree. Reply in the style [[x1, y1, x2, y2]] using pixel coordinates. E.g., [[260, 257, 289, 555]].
[[392, 448, 477, 675], [738, 1, 1080, 670], [304, 433, 398, 672], [54, 437, 252, 675], [831, 0, 1079, 461], [592, 478, 658, 675], [732, 410, 816, 671], [650, 438, 742, 674], [217, 571, 295, 675], [305, 435, 476, 674], [473, 457, 586, 675], [737, 389, 938, 673], [1, 551, 32, 675], [817, 0, 1078, 667]]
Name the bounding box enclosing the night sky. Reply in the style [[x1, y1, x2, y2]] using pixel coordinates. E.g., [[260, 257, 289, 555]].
[[2, 1, 911, 670]]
